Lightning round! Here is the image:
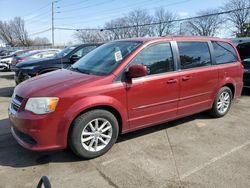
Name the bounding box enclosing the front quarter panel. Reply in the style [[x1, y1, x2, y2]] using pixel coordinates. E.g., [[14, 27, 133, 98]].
[[58, 84, 128, 147]]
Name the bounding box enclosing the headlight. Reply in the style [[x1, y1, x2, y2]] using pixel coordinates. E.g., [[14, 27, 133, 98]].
[[25, 97, 59, 114]]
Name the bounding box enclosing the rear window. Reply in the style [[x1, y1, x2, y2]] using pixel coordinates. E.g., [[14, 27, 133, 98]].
[[212, 41, 238, 64], [177, 41, 211, 70], [236, 42, 250, 60]]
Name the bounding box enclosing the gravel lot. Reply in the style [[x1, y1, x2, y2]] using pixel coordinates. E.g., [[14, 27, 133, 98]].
[[0, 71, 250, 188]]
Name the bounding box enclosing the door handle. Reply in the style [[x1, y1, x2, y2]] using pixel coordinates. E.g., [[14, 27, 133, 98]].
[[167, 79, 178, 84], [182, 76, 192, 81]]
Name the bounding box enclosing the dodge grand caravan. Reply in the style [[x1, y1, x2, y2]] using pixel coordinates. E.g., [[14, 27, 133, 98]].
[[9, 37, 243, 158]]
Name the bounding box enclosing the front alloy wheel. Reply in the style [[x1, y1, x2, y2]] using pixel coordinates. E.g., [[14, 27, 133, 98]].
[[69, 109, 119, 159], [81, 118, 113, 152]]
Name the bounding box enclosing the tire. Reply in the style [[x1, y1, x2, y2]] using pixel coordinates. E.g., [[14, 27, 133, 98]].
[[69, 109, 119, 159], [209, 86, 232, 118]]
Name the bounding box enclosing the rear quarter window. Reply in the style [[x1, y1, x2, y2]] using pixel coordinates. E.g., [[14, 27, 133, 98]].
[[212, 41, 238, 64]]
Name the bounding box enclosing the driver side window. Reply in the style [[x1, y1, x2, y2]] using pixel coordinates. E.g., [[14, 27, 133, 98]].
[[129, 42, 174, 75], [72, 46, 96, 58]]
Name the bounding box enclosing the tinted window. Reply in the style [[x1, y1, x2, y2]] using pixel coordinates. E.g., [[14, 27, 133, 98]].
[[130, 42, 174, 75], [236, 42, 250, 60], [212, 41, 238, 64], [178, 42, 211, 69]]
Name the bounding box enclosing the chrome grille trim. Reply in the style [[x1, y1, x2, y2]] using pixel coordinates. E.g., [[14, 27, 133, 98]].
[[10, 94, 23, 114]]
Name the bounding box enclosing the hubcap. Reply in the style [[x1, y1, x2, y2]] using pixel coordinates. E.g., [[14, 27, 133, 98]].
[[81, 118, 112, 152], [217, 91, 230, 114]]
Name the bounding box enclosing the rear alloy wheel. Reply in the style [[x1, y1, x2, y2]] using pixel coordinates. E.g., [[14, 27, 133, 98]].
[[209, 86, 232, 118], [69, 109, 119, 159]]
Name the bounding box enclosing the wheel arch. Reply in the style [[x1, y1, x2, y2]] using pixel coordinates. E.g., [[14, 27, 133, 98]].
[[68, 105, 123, 136], [60, 96, 128, 148], [223, 83, 235, 98]]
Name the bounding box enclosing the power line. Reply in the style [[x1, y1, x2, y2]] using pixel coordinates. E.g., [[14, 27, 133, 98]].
[[55, 0, 190, 26], [55, 0, 177, 20], [29, 28, 52, 36], [54, 6, 250, 31], [22, 3, 51, 19], [59, 0, 115, 13], [58, 0, 90, 8], [55, 27, 100, 31]]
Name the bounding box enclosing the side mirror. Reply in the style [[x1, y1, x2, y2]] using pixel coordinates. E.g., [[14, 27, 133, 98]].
[[126, 64, 147, 79], [70, 55, 80, 63]]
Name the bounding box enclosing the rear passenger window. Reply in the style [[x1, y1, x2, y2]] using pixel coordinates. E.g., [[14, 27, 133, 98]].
[[212, 41, 238, 64], [177, 42, 211, 69], [130, 42, 174, 75]]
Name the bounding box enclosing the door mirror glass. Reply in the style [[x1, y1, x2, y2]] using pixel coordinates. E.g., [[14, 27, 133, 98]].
[[126, 65, 147, 79]]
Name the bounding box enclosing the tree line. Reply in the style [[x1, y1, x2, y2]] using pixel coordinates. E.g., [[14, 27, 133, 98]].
[[0, 17, 50, 47], [75, 0, 250, 43]]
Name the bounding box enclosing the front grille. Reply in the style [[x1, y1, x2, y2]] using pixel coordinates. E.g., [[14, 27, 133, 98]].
[[12, 127, 37, 145], [10, 94, 23, 113]]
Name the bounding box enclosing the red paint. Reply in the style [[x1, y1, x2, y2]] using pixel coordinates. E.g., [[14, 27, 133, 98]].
[[9, 36, 243, 151]]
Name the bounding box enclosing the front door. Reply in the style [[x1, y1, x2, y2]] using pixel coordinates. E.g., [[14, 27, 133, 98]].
[[126, 42, 180, 129]]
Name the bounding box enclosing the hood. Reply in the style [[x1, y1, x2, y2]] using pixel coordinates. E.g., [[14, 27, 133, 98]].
[[0, 55, 13, 59], [16, 57, 56, 67], [0, 57, 12, 62], [15, 69, 103, 98]]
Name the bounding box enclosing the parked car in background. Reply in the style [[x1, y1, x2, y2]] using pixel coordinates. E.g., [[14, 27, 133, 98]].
[[13, 44, 100, 84], [231, 37, 250, 88], [0, 50, 30, 71], [0, 49, 14, 58], [11, 49, 61, 67], [9, 37, 243, 159]]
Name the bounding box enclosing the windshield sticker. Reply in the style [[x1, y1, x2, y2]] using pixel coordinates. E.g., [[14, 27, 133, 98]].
[[114, 51, 123, 62]]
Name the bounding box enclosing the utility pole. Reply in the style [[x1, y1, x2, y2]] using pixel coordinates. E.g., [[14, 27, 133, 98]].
[[52, 1, 54, 46]]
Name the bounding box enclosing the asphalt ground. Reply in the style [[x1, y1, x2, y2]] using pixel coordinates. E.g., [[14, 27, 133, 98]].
[[0, 71, 250, 188]]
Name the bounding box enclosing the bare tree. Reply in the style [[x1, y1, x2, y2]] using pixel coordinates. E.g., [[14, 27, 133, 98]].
[[187, 9, 223, 36], [10, 17, 30, 46], [0, 17, 30, 46], [32, 37, 50, 45], [74, 30, 108, 43], [153, 8, 177, 36], [104, 17, 131, 39], [127, 9, 153, 37], [0, 20, 15, 46], [224, 0, 250, 37]]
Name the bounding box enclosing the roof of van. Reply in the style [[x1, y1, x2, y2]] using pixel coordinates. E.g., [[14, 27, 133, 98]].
[[116, 36, 230, 43]]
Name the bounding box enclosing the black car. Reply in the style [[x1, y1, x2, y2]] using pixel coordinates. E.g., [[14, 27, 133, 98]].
[[13, 44, 101, 84], [231, 38, 250, 88]]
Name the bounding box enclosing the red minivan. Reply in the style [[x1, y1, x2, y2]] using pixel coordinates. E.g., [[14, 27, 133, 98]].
[[9, 37, 243, 158]]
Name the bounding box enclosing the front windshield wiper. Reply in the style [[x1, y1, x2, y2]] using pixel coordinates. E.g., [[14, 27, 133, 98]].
[[69, 66, 90, 74]]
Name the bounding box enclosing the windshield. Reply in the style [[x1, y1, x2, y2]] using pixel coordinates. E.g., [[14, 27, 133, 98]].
[[19, 51, 40, 58], [55, 46, 76, 58], [71, 41, 142, 75]]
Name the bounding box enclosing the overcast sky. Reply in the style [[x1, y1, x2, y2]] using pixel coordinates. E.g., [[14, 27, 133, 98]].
[[0, 0, 228, 45]]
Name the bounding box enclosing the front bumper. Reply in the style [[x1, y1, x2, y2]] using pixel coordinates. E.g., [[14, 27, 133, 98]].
[[14, 69, 33, 84], [0, 62, 9, 70], [8, 107, 66, 151]]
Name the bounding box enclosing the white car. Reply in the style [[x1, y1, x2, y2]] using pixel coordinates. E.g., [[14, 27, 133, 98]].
[[0, 56, 12, 70]]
